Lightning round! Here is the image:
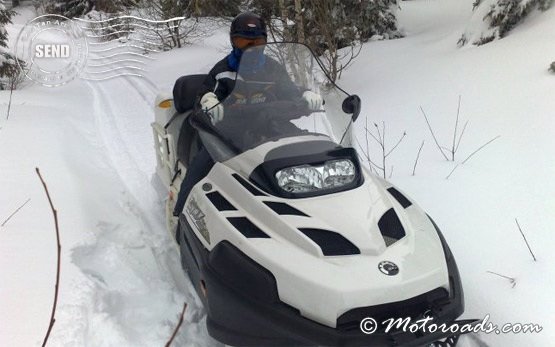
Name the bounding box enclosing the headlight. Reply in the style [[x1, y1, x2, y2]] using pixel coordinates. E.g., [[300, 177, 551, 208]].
[[275, 159, 355, 193]]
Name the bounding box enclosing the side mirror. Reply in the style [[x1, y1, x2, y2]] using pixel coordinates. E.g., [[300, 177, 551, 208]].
[[342, 95, 361, 122]]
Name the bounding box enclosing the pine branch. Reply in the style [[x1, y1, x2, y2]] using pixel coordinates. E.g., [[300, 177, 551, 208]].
[[165, 302, 188, 347], [36, 168, 61, 347]]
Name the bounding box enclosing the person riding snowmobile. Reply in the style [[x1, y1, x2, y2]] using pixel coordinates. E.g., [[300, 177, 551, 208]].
[[173, 12, 323, 217]]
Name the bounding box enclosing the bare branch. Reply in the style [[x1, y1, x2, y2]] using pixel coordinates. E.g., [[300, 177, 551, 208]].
[[1, 198, 31, 228], [355, 137, 383, 171], [165, 302, 188, 347], [365, 118, 370, 164], [36, 168, 62, 347], [412, 141, 425, 176], [461, 136, 500, 164], [455, 120, 469, 153], [486, 271, 517, 288], [385, 131, 406, 158], [451, 95, 462, 161], [365, 127, 382, 147], [445, 163, 460, 180], [420, 106, 449, 161], [515, 218, 537, 262]]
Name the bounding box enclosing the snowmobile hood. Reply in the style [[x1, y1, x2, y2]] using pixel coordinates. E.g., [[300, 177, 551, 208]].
[[205, 142, 451, 327]]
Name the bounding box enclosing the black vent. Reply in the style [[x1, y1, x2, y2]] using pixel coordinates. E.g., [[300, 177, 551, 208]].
[[232, 174, 267, 196], [298, 228, 360, 256], [337, 287, 449, 332], [378, 208, 406, 242], [206, 191, 236, 211], [387, 187, 412, 208], [227, 217, 270, 238], [263, 201, 309, 217]]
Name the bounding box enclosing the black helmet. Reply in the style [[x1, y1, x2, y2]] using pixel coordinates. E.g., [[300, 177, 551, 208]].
[[230, 12, 267, 39]]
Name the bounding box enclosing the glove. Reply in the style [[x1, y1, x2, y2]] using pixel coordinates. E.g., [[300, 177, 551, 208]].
[[200, 92, 224, 124], [302, 90, 323, 111]]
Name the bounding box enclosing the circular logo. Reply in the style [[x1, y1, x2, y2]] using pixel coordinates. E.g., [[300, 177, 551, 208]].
[[378, 261, 399, 276], [15, 14, 88, 87], [359, 317, 378, 335]]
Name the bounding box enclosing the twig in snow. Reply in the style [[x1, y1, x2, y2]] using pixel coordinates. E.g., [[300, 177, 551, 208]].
[[365, 121, 406, 179], [461, 135, 501, 164], [420, 97, 471, 161], [454, 120, 469, 153], [412, 141, 425, 176], [445, 163, 460, 180], [515, 218, 537, 262], [389, 166, 394, 179], [36, 168, 61, 347], [445, 136, 500, 179], [354, 135, 380, 174], [420, 106, 449, 161], [165, 302, 188, 347], [1, 198, 31, 227], [486, 271, 517, 288]]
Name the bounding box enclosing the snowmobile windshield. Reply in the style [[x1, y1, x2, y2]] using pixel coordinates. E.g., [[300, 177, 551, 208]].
[[201, 42, 356, 160]]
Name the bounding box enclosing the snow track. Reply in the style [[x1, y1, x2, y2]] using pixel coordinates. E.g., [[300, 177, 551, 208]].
[[43, 75, 217, 346]]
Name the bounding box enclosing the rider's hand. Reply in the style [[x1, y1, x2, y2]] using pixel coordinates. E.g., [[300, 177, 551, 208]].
[[303, 90, 323, 111], [200, 92, 224, 124]]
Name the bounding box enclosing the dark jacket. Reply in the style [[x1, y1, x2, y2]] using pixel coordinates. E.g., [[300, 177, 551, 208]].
[[199, 51, 302, 103]]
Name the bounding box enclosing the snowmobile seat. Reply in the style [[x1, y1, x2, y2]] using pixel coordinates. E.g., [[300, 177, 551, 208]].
[[173, 74, 207, 113], [173, 74, 208, 165]]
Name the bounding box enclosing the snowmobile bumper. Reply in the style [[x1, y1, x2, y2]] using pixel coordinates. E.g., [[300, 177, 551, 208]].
[[179, 216, 465, 347]]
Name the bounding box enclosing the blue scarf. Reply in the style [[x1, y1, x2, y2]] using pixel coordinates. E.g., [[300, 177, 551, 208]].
[[227, 47, 266, 72], [227, 48, 242, 71]]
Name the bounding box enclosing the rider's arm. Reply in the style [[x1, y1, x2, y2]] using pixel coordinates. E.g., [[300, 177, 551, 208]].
[[198, 57, 237, 104]]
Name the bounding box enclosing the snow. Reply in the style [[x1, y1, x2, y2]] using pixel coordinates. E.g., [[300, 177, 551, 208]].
[[1, 1, 554, 347]]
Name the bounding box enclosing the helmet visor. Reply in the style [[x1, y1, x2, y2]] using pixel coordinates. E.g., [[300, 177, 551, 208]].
[[232, 36, 267, 50]]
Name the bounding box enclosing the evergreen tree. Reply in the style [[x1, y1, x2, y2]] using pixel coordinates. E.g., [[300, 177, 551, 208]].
[[248, 0, 400, 81], [0, 0, 19, 89], [460, 0, 553, 46], [34, 0, 94, 18]]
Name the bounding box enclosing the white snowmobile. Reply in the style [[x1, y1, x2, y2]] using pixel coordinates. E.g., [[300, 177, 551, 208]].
[[152, 42, 469, 347]]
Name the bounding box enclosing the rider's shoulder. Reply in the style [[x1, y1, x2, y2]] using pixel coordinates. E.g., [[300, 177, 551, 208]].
[[209, 57, 232, 76]]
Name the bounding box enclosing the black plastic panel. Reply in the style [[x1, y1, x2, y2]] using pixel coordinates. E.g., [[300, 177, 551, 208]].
[[337, 287, 449, 332], [298, 228, 360, 256], [227, 217, 270, 238], [263, 201, 309, 217], [206, 191, 237, 211], [378, 208, 406, 241], [387, 187, 412, 208], [232, 173, 267, 196]]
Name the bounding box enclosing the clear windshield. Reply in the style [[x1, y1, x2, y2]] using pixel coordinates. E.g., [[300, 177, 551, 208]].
[[207, 42, 354, 158]]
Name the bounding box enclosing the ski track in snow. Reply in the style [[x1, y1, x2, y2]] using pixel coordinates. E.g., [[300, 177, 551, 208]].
[[47, 73, 215, 346]]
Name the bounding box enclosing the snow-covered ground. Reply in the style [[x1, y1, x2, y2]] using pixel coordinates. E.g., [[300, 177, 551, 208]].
[[1, 1, 553, 346]]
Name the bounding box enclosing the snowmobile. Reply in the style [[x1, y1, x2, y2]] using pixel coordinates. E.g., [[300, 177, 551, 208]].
[[152, 42, 469, 347]]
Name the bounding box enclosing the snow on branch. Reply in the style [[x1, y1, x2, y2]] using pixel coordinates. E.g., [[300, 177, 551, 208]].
[[458, 0, 553, 46]]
